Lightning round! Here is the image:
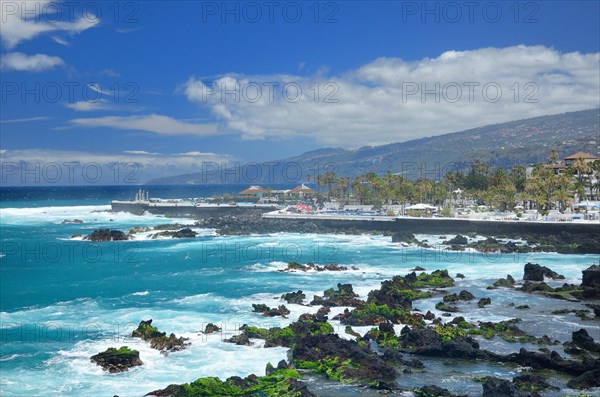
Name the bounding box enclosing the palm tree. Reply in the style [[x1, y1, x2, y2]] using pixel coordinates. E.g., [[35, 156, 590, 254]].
[[316, 174, 326, 198], [414, 178, 433, 203], [432, 181, 450, 206], [493, 181, 517, 211], [525, 164, 558, 213], [319, 171, 337, 200], [509, 165, 526, 193], [362, 172, 382, 206], [591, 160, 600, 199], [338, 176, 351, 202], [569, 157, 589, 202], [554, 173, 574, 212], [352, 176, 369, 205], [464, 161, 490, 192], [381, 172, 398, 205], [490, 168, 507, 188]]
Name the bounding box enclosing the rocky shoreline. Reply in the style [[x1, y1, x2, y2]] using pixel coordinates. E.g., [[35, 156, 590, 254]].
[[74, 212, 600, 395], [94, 263, 600, 396], [81, 211, 599, 254]]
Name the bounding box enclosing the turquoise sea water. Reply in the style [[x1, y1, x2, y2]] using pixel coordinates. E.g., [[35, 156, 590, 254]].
[[1, 186, 598, 396]]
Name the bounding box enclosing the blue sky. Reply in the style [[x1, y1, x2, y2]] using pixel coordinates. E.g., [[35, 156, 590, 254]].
[[1, 1, 599, 183]]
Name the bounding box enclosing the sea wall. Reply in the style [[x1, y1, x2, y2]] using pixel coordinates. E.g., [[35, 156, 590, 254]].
[[262, 215, 600, 236], [111, 202, 599, 236], [111, 202, 278, 218]]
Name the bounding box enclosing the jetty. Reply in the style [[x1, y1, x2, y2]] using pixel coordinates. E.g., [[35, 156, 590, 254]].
[[111, 188, 280, 218]]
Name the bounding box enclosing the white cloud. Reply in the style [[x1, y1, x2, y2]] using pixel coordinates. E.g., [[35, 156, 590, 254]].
[[0, 148, 232, 184], [176, 151, 217, 156], [183, 45, 600, 148], [123, 150, 161, 155], [64, 100, 114, 112], [0, 52, 64, 72], [0, 1, 99, 49], [115, 27, 142, 34], [0, 116, 49, 124], [86, 83, 111, 96], [100, 69, 120, 77], [69, 114, 218, 136], [50, 35, 69, 46]]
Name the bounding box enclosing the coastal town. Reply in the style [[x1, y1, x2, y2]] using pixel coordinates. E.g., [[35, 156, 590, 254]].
[[113, 152, 600, 224]]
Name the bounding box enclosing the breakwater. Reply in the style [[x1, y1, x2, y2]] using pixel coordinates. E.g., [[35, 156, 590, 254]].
[[262, 213, 600, 236], [110, 201, 278, 218]]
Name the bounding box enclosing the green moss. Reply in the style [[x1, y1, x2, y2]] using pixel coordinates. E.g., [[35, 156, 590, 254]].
[[518, 383, 542, 392], [383, 338, 399, 349], [344, 325, 360, 337], [176, 368, 304, 397], [457, 321, 475, 329], [92, 346, 140, 362], [309, 321, 334, 336], [435, 302, 459, 312], [413, 270, 455, 288], [481, 328, 497, 339], [295, 357, 354, 382], [286, 261, 303, 270], [294, 359, 319, 371], [323, 287, 336, 297], [346, 302, 413, 324], [543, 289, 582, 301], [132, 322, 165, 339], [239, 325, 270, 339], [365, 327, 400, 349], [239, 320, 332, 347], [113, 346, 137, 355], [183, 377, 245, 396], [239, 325, 296, 347], [433, 325, 465, 341], [493, 275, 515, 287], [273, 326, 296, 340], [468, 319, 557, 345], [385, 286, 432, 301]]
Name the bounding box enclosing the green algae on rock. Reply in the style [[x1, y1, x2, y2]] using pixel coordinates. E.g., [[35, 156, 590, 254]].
[[90, 346, 142, 373], [145, 367, 315, 397]]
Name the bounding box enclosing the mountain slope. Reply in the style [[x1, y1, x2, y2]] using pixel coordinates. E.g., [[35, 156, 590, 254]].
[[147, 108, 599, 184]]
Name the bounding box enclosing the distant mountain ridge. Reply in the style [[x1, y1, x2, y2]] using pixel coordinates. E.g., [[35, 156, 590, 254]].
[[148, 108, 599, 185]]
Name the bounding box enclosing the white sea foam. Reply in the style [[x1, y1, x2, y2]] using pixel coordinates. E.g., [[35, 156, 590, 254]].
[[0, 205, 193, 227], [0, 353, 30, 362], [1, 205, 110, 224], [16, 326, 289, 397], [126, 227, 213, 241], [2, 220, 597, 396]]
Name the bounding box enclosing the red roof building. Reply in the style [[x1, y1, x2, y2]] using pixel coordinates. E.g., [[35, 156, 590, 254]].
[[563, 152, 599, 161], [289, 184, 317, 196], [545, 152, 598, 174], [239, 186, 268, 196]]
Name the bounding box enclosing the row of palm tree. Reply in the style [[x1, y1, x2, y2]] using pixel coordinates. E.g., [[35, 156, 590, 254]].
[[310, 157, 600, 213]]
